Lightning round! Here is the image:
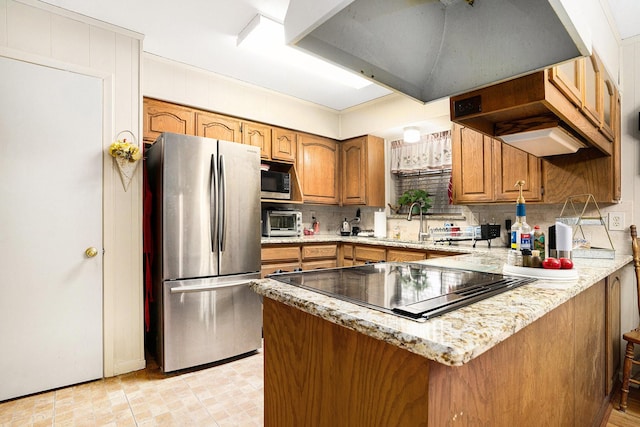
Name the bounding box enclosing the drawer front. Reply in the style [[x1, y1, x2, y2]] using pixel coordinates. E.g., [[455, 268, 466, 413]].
[[426, 250, 462, 259], [302, 244, 338, 260], [354, 246, 386, 263], [261, 245, 301, 262], [386, 249, 426, 262], [261, 261, 301, 278], [302, 260, 338, 271], [342, 244, 353, 259]]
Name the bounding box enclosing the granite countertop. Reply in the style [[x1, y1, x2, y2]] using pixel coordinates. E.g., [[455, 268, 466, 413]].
[[251, 246, 632, 367]]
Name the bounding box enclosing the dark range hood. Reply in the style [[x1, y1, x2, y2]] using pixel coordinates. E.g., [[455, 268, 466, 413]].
[[284, 0, 590, 105]]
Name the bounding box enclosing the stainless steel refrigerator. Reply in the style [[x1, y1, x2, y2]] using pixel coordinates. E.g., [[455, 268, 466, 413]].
[[146, 132, 262, 372]]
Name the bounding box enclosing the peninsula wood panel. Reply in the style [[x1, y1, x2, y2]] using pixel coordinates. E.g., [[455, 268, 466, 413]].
[[262, 273, 617, 426], [263, 298, 430, 427]]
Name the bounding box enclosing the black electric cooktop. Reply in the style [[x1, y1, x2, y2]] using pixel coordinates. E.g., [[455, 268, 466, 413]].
[[268, 262, 535, 322]]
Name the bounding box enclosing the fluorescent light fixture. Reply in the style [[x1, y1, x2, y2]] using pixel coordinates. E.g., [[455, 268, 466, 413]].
[[403, 126, 421, 143], [237, 14, 372, 90], [499, 127, 586, 157]]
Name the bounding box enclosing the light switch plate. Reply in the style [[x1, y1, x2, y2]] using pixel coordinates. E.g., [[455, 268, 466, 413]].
[[608, 212, 624, 231]]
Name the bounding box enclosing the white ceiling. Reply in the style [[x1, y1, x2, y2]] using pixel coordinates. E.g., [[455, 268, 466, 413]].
[[40, 0, 640, 120]]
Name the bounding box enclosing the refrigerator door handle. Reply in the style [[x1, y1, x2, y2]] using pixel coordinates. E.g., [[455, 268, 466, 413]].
[[210, 154, 218, 253], [219, 154, 227, 252], [170, 280, 250, 294]]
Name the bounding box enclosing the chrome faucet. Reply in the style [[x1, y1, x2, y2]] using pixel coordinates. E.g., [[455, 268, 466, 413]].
[[407, 201, 427, 241]]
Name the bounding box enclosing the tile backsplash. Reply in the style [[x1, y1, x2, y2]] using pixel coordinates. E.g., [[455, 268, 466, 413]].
[[262, 201, 633, 256]]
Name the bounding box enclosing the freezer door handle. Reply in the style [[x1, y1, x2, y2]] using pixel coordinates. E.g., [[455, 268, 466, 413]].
[[219, 154, 227, 252], [170, 280, 250, 294], [210, 154, 218, 253]]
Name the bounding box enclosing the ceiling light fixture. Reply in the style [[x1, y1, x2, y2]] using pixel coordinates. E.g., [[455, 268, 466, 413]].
[[403, 126, 421, 143], [237, 14, 372, 90]]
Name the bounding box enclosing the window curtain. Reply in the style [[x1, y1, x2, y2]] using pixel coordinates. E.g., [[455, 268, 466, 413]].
[[390, 130, 452, 173]]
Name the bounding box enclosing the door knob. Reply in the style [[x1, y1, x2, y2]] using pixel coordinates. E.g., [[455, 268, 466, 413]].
[[85, 247, 98, 258]]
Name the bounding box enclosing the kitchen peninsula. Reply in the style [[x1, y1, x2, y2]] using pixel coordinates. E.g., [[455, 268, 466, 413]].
[[251, 245, 631, 426]]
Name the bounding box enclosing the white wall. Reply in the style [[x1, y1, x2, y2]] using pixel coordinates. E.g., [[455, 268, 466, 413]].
[[619, 35, 640, 335], [144, 54, 341, 139], [0, 0, 144, 377]]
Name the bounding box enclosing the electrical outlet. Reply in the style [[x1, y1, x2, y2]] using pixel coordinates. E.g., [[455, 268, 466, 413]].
[[608, 212, 624, 231]]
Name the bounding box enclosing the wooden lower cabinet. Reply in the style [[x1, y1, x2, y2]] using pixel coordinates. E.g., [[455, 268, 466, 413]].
[[263, 278, 615, 426], [387, 249, 427, 262], [341, 244, 461, 265], [261, 245, 301, 278], [261, 243, 339, 277], [301, 244, 338, 271]]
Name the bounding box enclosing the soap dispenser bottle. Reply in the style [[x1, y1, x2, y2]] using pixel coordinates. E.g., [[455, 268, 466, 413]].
[[510, 180, 532, 251]]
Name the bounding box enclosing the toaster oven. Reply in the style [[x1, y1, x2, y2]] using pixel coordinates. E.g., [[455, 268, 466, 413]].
[[262, 210, 302, 237]]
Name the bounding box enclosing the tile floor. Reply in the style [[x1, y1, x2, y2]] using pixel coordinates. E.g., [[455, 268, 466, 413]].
[[0, 350, 264, 426]]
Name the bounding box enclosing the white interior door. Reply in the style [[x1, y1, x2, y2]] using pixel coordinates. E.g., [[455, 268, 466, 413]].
[[0, 56, 103, 401]]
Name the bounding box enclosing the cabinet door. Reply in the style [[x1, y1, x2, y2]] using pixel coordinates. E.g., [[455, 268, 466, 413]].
[[548, 58, 583, 107], [605, 271, 621, 394], [195, 111, 242, 143], [298, 134, 339, 204], [354, 246, 386, 263], [582, 54, 601, 127], [386, 249, 426, 262], [600, 77, 616, 142], [143, 98, 195, 143], [272, 127, 297, 163], [574, 280, 606, 425], [451, 125, 493, 203], [493, 139, 541, 202], [242, 121, 272, 158], [341, 135, 385, 207], [302, 244, 338, 260], [341, 137, 367, 205]]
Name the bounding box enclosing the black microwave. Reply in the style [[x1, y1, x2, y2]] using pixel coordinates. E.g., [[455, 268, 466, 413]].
[[261, 170, 291, 200]]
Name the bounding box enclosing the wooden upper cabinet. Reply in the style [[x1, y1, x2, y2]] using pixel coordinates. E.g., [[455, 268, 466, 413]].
[[242, 121, 272, 157], [549, 58, 583, 108], [297, 134, 339, 204], [341, 135, 385, 207], [143, 98, 195, 143], [195, 111, 242, 143], [451, 125, 541, 204], [493, 139, 541, 202], [600, 73, 617, 142], [271, 127, 297, 163], [451, 125, 493, 203]]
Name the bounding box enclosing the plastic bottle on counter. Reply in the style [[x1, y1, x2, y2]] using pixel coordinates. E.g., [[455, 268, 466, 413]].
[[312, 217, 320, 234], [531, 250, 542, 268], [393, 224, 401, 240], [510, 180, 531, 251], [533, 225, 545, 258]]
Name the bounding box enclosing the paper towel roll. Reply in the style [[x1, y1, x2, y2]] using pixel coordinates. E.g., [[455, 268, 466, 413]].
[[555, 221, 573, 257], [374, 211, 387, 238]]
